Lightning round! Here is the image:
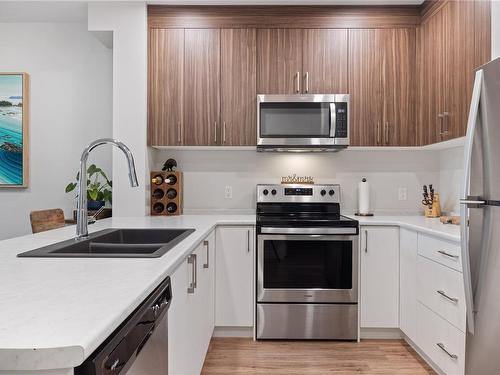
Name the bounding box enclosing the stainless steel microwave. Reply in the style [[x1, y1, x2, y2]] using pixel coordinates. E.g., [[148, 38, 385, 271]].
[[257, 94, 349, 152]]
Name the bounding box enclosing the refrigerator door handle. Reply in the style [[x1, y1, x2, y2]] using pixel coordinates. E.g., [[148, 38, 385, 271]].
[[460, 69, 484, 335]]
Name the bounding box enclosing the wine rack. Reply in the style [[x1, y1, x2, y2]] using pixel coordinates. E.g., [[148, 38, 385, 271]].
[[150, 171, 182, 216]]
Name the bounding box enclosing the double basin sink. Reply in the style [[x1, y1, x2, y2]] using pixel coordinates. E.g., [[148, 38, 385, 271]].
[[17, 228, 195, 258]]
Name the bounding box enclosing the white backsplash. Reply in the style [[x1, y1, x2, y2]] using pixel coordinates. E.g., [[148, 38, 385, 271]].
[[151, 148, 449, 215], [439, 146, 464, 215]]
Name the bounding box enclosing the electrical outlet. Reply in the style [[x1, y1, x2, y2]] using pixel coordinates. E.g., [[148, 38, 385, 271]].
[[224, 186, 233, 199], [398, 187, 407, 201]]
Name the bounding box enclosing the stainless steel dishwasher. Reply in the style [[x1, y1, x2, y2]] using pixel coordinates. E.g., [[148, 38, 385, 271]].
[[76, 277, 171, 375]]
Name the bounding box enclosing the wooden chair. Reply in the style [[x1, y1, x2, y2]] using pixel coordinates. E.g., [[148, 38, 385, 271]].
[[30, 208, 66, 234]]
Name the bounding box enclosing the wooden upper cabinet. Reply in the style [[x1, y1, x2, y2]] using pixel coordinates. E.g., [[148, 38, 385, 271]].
[[148, 29, 184, 146], [419, 0, 487, 145], [221, 29, 257, 146], [183, 29, 221, 146], [349, 29, 384, 146], [419, 9, 445, 145], [446, 0, 475, 141], [383, 28, 416, 146], [257, 29, 302, 94], [302, 29, 348, 94]]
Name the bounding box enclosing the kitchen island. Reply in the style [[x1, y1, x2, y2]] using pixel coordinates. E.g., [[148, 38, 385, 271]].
[[0, 214, 459, 374]]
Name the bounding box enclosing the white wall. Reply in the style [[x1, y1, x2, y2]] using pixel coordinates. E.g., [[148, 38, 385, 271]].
[[88, 2, 148, 217], [0, 22, 112, 240], [152, 149, 442, 215]]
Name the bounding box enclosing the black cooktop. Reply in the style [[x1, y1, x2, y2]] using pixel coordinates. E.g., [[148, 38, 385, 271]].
[[256, 202, 358, 228]]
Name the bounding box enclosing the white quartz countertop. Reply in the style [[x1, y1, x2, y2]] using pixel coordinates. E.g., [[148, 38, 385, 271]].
[[348, 215, 461, 243], [0, 213, 459, 371], [0, 215, 255, 371]]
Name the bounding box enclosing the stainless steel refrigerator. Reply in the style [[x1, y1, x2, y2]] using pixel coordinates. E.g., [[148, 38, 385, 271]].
[[460, 57, 500, 374]]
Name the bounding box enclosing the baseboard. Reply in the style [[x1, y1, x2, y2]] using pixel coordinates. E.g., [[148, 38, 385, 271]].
[[213, 326, 254, 337], [360, 328, 402, 339], [402, 334, 445, 375]]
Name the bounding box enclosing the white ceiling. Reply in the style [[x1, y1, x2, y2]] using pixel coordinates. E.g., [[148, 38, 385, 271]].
[[0, 0, 424, 24], [0, 2, 88, 23], [148, 0, 424, 5]]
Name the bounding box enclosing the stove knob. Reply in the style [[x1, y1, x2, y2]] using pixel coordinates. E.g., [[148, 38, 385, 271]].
[[329, 189, 335, 196], [263, 189, 269, 196], [271, 189, 277, 195], [321, 189, 327, 196]]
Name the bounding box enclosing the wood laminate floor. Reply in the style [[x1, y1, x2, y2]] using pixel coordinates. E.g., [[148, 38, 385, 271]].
[[201, 338, 436, 374]]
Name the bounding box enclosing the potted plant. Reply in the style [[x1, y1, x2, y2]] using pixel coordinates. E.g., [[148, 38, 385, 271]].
[[65, 164, 112, 210]]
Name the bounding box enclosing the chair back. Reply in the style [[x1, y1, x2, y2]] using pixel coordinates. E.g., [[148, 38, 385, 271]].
[[30, 208, 65, 234]]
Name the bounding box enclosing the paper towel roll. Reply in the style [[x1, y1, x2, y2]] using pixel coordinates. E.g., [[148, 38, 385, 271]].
[[358, 178, 370, 214]]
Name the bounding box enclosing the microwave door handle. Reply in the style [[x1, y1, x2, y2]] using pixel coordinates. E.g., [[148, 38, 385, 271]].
[[330, 103, 336, 137]]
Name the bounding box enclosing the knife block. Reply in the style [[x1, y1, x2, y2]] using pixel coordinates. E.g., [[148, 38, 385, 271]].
[[424, 193, 441, 218], [150, 171, 183, 216]]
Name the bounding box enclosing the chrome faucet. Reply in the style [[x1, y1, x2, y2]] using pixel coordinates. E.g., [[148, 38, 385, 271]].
[[76, 138, 138, 239]]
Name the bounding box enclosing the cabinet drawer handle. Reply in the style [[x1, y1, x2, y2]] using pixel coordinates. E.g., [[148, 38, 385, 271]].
[[437, 290, 459, 303], [203, 240, 209, 269], [438, 250, 459, 259], [187, 253, 197, 294], [247, 229, 251, 253], [364, 230, 368, 253], [295, 72, 300, 93], [436, 343, 458, 360]]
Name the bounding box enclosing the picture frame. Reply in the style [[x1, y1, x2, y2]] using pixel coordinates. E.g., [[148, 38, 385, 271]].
[[0, 72, 29, 188]]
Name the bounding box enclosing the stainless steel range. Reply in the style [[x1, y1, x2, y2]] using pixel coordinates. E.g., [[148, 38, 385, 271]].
[[256, 184, 359, 340]]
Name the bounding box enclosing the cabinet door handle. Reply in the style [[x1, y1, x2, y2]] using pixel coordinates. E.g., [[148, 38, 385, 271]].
[[305, 72, 309, 93], [438, 113, 445, 135], [177, 121, 181, 144], [203, 240, 209, 269], [436, 343, 458, 360], [437, 290, 459, 303], [247, 229, 251, 253], [295, 72, 300, 93], [438, 250, 459, 259], [223, 122, 226, 144], [213, 121, 217, 143], [364, 230, 368, 253], [187, 253, 197, 293], [376, 122, 381, 145], [384, 122, 389, 145]]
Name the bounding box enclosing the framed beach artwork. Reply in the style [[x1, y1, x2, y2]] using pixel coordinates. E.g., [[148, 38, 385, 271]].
[[0, 73, 29, 187]]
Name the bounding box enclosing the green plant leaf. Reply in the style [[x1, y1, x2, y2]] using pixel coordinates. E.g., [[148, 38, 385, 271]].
[[88, 189, 99, 201], [87, 164, 98, 177], [65, 182, 77, 193]]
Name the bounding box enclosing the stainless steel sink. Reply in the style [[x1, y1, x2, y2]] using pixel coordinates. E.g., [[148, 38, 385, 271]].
[[17, 228, 195, 258]]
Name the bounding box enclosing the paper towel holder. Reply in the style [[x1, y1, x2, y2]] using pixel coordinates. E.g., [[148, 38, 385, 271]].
[[355, 178, 374, 216]]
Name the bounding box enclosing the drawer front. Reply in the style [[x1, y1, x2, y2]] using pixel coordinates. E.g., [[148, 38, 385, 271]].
[[418, 234, 462, 272], [417, 302, 465, 375], [417, 255, 466, 331]]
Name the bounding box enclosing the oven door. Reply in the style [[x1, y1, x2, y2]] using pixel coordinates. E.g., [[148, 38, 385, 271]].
[[257, 233, 358, 304]]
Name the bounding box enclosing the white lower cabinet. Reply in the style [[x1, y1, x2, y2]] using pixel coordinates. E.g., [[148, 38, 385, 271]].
[[168, 231, 215, 375], [417, 302, 465, 375], [360, 226, 399, 328], [400, 228, 418, 342], [215, 226, 254, 327], [397, 228, 465, 375]]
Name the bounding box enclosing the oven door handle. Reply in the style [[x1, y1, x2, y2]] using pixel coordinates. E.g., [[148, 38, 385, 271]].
[[260, 227, 357, 235]]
